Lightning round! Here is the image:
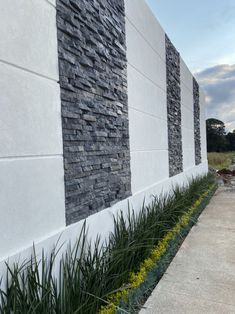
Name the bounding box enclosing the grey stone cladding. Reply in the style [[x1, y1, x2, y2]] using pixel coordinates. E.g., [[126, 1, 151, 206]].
[[56, 0, 131, 224], [193, 78, 201, 165], [165, 35, 183, 177]]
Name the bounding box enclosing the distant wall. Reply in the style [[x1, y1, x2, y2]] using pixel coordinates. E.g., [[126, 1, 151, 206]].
[[125, 0, 207, 197], [0, 0, 208, 263]]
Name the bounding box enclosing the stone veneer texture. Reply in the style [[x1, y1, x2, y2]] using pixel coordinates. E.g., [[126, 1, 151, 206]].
[[193, 78, 201, 165], [56, 0, 131, 224], [165, 35, 183, 177]]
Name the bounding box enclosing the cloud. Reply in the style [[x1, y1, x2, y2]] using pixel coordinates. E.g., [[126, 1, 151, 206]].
[[195, 64, 235, 132]]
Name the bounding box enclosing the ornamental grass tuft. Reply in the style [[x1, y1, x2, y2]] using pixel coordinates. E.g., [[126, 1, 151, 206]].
[[0, 174, 216, 314]]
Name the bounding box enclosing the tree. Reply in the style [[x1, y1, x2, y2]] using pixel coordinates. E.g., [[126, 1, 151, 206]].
[[226, 130, 235, 151], [206, 118, 226, 136], [206, 118, 228, 152]]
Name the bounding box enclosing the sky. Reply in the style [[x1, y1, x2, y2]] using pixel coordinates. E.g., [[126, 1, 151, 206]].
[[146, 0, 235, 132]]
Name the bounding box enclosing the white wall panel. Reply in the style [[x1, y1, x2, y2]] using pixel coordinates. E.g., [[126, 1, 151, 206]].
[[181, 82, 194, 112], [200, 89, 208, 161], [127, 64, 167, 120], [181, 105, 194, 130], [0, 63, 63, 157], [46, 0, 56, 6], [129, 108, 168, 152], [181, 120, 195, 170], [130, 150, 169, 193], [126, 19, 166, 91], [126, 1, 168, 197], [183, 148, 195, 170], [0, 0, 58, 79], [181, 68, 195, 170], [182, 128, 195, 150], [182, 126, 195, 170], [125, 0, 165, 61], [0, 0, 66, 261], [0, 157, 65, 258], [180, 58, 193, 92]]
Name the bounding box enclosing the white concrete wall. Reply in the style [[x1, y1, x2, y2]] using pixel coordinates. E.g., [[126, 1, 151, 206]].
[[0, 0, 208, 267], [0, 161, 208, 278], [0, 0, 65, 259], [180, 58, 196, 170], [125, 0, 169, 194], [125, 0, 207, 193], [200, 88, 208, 162]]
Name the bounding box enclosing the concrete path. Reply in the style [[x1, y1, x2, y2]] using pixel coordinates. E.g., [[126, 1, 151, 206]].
[[140, 187, 235, 314]]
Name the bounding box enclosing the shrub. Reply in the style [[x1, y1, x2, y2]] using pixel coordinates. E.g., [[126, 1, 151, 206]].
[[0, 174, 216, 314], [208, 152, 235, 170]]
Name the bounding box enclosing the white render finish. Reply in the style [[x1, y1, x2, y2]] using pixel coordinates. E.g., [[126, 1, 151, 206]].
[[127, 66, 167, 121], [0, 157, 65, 258], [129, 108, 168, 152], [131, 150, 169, 193], [200, 88, 208, 162], [180, 59, 193, 92], [0, 0, 208, 264], [181, 58, 196, 170], [126, 19, 166, 92], [46, 0, 56, 7], [0, 161, 208, 268], [126, 0, 208, 200], [0, 63, 63, 157], [0, 0, 59, 80], [126, 0, 169, 195], [0, 0, 65, 259], [125, 0, 166, 62]]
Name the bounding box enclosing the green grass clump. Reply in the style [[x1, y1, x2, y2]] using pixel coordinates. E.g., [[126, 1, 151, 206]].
[[117, 186, 216, 313], [0, 174, 216, 314], [208, 152, 235, 170]]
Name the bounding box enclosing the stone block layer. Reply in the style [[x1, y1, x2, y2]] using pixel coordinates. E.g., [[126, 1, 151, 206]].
[[56, 0, 131, 224], [193, 77, 201, 165], [165, 35, 183, 177]]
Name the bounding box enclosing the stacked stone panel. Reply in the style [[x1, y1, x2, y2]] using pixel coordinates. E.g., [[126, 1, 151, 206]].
[[193, 78, 201, 165], [165, 35, 183, 177], [56, 0, 131, 224]]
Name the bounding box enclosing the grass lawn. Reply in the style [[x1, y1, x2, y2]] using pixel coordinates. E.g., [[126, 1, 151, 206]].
[[208, 152, 235, 170]]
